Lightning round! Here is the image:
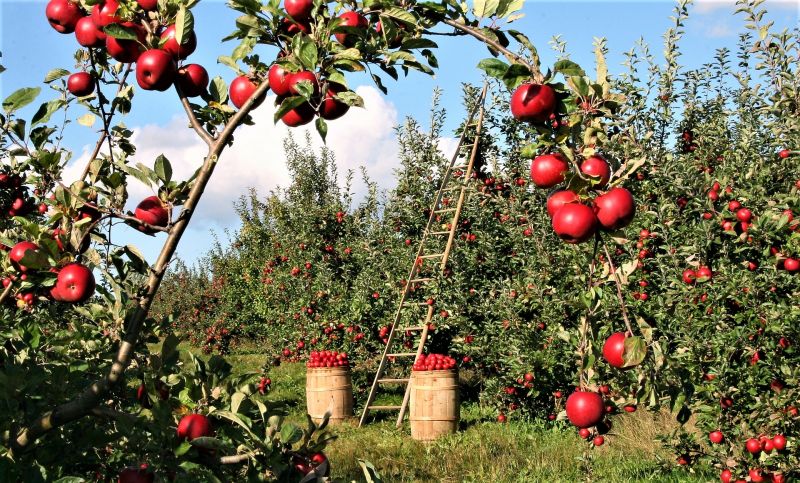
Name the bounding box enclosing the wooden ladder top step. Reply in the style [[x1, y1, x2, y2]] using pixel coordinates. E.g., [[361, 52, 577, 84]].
[[409, 277, 433, 283], [420, 253, 445, 259], [368, 405, 402, 410], [388, 352, 418, 357], [429, 231, 450, 236], [402, 326, 427, 331], [435, 208, 456, 214]]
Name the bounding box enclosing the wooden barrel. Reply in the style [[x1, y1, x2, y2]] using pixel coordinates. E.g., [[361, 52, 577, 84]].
[[409, 369, 459, 441], [306, 367, 353, 425]]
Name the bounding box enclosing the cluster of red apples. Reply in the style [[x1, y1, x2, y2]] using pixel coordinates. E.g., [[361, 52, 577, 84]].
[[709, 431, 789, 483], [45, 0, 353, 127], [412, 353, 457, 371], [306, 350, 349, 368], [510, 82, 636, 243]]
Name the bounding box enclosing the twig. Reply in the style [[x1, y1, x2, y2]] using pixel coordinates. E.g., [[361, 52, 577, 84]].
[[79, 64, 133, 182], [441, 19, 542, 82], [602, 241, 634, 335], [175, 84, 214, 147], [0, 281, 13, 306]]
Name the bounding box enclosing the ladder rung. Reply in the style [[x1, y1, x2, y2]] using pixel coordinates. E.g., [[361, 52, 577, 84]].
[[378, 378, 410, 384], [435, 208, 456, 214], [420, 253, 445, 259], [451, 164, 468, 170], [388, 352, 418, 357], [368, 405, 402, 410], [409, 278, 433, 283], [429, 231, 451, 236], [403, 326, 426, 331], [402, 302, 429, 307]]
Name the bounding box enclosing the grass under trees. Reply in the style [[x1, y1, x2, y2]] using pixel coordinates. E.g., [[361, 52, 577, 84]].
[[201, 349, 713, 482]]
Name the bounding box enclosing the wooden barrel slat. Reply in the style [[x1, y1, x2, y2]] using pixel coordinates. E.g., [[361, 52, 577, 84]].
[[306, 367, 353, 426], [409, 369, 459, 441]]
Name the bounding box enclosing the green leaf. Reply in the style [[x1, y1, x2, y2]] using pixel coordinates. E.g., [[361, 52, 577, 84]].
[[335, 91, 363, 108], [154, 154, 173, 183], [231, 392, 246, 414], [44, 68, 71, 83], [381, 7, 416, 26], [3, 87, 40, 113], [554, 59, 586, 77], [210, 77, 228, 104], [473, 0, 499, 18], [315, 117, 327, 143], [400, 38, 437, 50], [296, 37, 318, 70], [103, 23, 140, 40], [31, 99, 65, 127], [273, 96, 306, 123], [622, 336, 646, 367], [175, 7, 194, 46], [280, 423, 303, 445], [477, 58, 509, 78], [77, 113, 96, 127]]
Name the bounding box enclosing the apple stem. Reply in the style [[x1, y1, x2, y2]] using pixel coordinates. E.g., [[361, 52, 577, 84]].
[[602, 241, 634, 336]]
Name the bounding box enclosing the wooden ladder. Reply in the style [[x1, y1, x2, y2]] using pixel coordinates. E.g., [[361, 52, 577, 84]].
[[358, 84, 488, 428]]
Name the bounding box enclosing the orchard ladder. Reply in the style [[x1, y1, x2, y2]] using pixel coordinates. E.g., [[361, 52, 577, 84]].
[[359, 84, 488, 428]]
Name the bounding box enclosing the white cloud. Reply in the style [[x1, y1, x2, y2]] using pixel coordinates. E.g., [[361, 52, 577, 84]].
[[705, 21, 733, 38], [694, 0, 799, 13], [64, 85, 402, 229]]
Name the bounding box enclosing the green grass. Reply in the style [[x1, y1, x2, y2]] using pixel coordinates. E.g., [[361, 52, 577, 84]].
[[176, 345, 713, 482]]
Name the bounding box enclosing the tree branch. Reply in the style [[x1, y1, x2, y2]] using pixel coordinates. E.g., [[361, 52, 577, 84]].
[[12, 80, 273, 453], [602, 241, 634, 335], [0, 281, 13, 306], [440, 19, 543, 82], [175, 84, 215, 147]]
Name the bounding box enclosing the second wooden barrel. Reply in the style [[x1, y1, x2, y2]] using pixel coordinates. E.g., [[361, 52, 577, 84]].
[[306, 366, 354, 425], [409, 369, 459, 441]]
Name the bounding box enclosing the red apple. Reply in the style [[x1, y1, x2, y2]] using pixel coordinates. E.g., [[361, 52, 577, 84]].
[[136, 49, 177, 91], [593, 187, 635, 230], [134, 196, 169, 233], [9, 241, 39, 272], [335, 11, 369, 45], [67, 72, 95, 97], [160, 24, 197, 60], [319, 83, 350, 120], [593, 435, 604, 446], [287, 70, 319, 96], [565, 390, 604, 428], [783, 258, 799, 272], [720, 469, 732, 483], [580, 155, 611, 187], [229, 75, 265, 109], [530, 153, 568, 188], [745, 438, 762, 455], [696, 265, 713, 281], [176, 64, 209, 98], [736, 208, 752, 222], [137, 0, 158, 11], [552, 203, 597, 244], [772, 434, 786, 451], [281, 101, 315, 127], [709, 430, 724, 444], [281, 17, 311, 35], [602, 332, 627, 368], [510, 83, 556, 123], [118, 464, 154, 483], [106, 22, 145, 63], [91, 0, 120, 27], [269, 63, 292, 96], [54, 263, 95, 303], [284, 0, 313, 19], [46, 0, 83, 34], [176, 414, 214, 441], [546, 190, 579, 218], [74, 16, 106, 47]]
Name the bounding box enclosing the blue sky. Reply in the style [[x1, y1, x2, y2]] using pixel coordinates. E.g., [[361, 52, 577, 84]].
[[1, 0, 799, 264]]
